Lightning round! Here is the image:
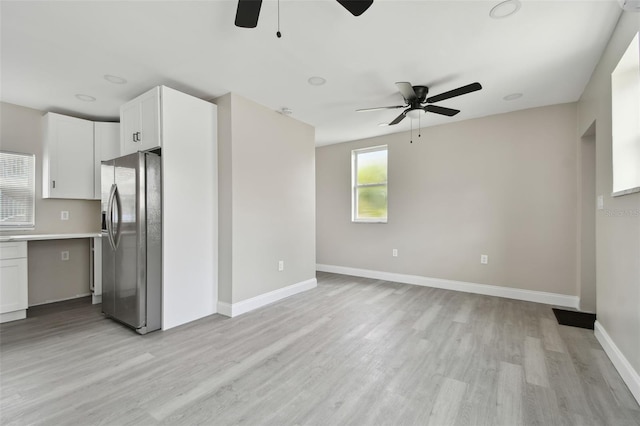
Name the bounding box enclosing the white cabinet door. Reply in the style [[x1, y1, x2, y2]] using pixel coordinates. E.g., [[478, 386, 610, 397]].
[[120, 100, 141, 156], [42, 113, 95, 199], [0, 241, 28, 322], [120, 87, 161, 155], [138, 88, 161, 152], [0, 258, 28, 314], [91, 237, 102, 304], [94, 122, 120, 199]]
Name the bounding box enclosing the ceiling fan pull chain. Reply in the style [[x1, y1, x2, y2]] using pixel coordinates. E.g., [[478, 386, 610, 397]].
[[410, 118, 413, 143], [418, 114, 421, 138], [276, 0, 282, 38]]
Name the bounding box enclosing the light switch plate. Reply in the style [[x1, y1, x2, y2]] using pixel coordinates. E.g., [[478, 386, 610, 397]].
[[597, 195, 604, 210]]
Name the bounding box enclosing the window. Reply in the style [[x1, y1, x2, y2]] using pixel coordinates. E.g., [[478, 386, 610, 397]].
[[611, 32, 640, 196], [0, 151, 35, 228], [352, 145, 388, 223]]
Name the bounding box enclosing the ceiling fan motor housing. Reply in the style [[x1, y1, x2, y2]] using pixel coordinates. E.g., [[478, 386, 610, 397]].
[[412, 86, 429, 102]]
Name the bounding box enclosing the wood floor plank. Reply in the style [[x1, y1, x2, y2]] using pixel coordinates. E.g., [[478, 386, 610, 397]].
[[1, 272, 638, 426], [427, 377, 468, 426], [524, 336, 550, 387], [497, 361, 524, 426]]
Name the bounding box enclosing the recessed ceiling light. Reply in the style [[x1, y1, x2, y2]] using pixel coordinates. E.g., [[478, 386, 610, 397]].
[[490, 0, 521, 19], [503, 93, 523, 101], [104, 74, 127, 84], [75, 94, 96, 102], [308, 76, 327, 86], [279, 107, 293, 115]]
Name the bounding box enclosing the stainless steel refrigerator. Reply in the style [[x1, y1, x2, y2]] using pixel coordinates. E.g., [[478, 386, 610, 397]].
[[101, 151, 162, 334]]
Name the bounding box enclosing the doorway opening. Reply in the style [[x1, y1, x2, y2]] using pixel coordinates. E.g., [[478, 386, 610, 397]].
[[578, 121, 596, 313]]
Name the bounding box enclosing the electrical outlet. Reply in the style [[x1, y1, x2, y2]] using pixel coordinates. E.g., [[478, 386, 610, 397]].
[[61, 211, 69, 220], [278, 260, 284, 271], [392, 249, 398, 257], [597, 195, 604, 210], [61, 251, 69, 261], [480, 254, 488, 265]]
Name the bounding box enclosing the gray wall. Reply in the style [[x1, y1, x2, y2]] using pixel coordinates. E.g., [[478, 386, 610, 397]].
[[1, 102, 99, 305], [316, 103, 578, 297], [217, 93, 316, 304], [577, 12, 640, 376]]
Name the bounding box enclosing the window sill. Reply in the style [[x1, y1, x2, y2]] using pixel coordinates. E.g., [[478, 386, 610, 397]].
[[352, 220, 388, 224], [612, 186, 640, 197]]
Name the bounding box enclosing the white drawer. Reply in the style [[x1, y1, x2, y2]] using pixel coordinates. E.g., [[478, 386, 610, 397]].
[[0, 241, 28, 260]]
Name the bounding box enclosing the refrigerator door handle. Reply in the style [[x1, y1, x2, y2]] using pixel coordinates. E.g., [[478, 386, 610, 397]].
[[106, 184, 117, 250], [113, 185, 123, 250]]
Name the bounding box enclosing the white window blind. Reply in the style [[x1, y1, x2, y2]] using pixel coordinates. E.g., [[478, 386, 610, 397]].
[[0, 151, 35, 228]]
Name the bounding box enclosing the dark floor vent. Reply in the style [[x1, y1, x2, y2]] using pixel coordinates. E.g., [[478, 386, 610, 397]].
[[552, 308, 596, 330]]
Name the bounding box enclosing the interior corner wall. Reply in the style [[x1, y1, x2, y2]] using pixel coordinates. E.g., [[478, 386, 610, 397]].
[[216, 93, 316, 305], [316, 103, 578, 297], [577, 12, 640, 378], [1, 102, 99, 305], [216, 93, 233, 305]]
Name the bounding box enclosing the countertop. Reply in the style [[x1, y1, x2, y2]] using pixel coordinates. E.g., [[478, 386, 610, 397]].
[[0, 233, 101, 242]]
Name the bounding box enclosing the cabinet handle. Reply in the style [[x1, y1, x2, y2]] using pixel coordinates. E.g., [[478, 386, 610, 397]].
[[52, 180, 56, 189], [136, 132, 141, 142], [132, 133, 137, 143]]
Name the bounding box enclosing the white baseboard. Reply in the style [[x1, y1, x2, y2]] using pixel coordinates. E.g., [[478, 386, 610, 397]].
[[0, 309, 27, 323], [594, 321, 640, 404], [29, 292, 93, 307], [217, 301, 232, 317], [216, 278, 317, 318], [316, 264, 579, 309]]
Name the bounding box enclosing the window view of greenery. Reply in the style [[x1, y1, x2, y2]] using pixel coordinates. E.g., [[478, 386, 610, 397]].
[[354, 148, 387, 221]]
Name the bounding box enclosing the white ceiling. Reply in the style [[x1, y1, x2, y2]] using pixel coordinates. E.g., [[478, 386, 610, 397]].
[[0, 0, 623, 146]]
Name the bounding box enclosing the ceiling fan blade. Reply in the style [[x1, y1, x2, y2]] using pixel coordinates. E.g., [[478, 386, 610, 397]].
[[426, 82, 482, 104], [357, 105, 406, 112], [389, 111, 407, 125], [337, 0, 374, 16], [395, 82, 417, 103], [235, 0, 263, 28], [424, 105, 460, 117]]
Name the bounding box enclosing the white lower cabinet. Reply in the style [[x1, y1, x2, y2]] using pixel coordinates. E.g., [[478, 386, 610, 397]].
[[0, 242, 28, 323], [91, 237, 102, 304]]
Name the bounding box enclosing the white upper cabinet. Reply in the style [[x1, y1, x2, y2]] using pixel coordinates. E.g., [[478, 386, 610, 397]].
[[93, 122, 120, 200], [120, 87, 161, 155], [42, 113, 95, 199]]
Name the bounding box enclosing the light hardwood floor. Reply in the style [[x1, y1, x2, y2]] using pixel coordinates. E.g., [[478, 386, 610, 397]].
[[1, 272, 639, 425]]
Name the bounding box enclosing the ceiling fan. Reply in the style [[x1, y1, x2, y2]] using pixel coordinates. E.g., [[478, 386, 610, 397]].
[[235, 0, 373, 28], [357, 82, 482, 126]]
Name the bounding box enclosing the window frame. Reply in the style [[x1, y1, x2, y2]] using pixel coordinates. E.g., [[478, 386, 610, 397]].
[[0, 151, 36, 230], [611, 31, 640, 197], [351, 145, 388, 223]]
